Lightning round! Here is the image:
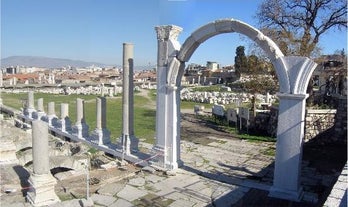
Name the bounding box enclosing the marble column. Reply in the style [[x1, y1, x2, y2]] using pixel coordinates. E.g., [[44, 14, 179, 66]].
[[27, 120, 60, 206], [46, 102, 57, 127], [119, 43, 138, 155], [91, 97, 110, 145], [59, 103, 71, 133], [25, 91, 35, 119], [269, 93, 307, 201], [198, 76, 201, 85], [152, 25, 183, 170], [72, 98, 89, 139]]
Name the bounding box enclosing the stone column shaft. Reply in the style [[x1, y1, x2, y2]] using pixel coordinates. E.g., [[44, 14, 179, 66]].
[[120, 43, 138, 154], [96, 97, 107, 129], [37, 98, 44, 112], [60, 103, 69, 119], [76, 98, 84, 124], [269, 93, 307, 201], [152, 25, 183, 169], [32, 120, 49, 175], [27, 120, 60, 206], [73, 98, 89, 139], [28, 91, 35, 109], [47, 102, 55, 116], [91, 97, 110, 145], [122, 43, 134, 136]]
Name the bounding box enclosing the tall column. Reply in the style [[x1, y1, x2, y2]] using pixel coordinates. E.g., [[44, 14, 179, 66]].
[[198, 75, 201, 85], [27, 120, 60, 206], [119, 43, 138, 155], [72, 98, 89, 139], [269, 94, 307, 201], [91, 97, 110, 145], [152, 25, 183, 170], [269, 56, 317, 201], [59, 103, 71, 133], [25, 91, 35, 119]]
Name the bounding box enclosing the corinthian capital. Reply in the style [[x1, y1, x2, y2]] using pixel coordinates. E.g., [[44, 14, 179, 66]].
[[155, 25, 182, 41]]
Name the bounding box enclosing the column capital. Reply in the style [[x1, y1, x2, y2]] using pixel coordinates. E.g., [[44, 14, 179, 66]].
[[155, 25, 183, 41]]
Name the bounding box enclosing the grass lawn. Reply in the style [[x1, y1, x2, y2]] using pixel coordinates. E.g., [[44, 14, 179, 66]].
[[2, 92, 156, 144]]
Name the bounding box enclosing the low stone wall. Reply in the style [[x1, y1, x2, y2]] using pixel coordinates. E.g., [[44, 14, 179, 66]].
[[305, 109, 336, 142]]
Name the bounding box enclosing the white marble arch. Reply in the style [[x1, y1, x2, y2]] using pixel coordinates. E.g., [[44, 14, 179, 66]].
[[153, 19, 317, 201]]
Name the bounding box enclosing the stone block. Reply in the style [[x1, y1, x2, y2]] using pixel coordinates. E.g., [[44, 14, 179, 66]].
[[109, 198, 133, 207], [192, 22, 218, 43], [97, 182, 125, 196], [231, 20, 259, 40], [128, 177, 145, 187], [117, 185, 147, 202], [214, 19, 234, 33], [90, 194, 116, 206], [178, 36, 200, 62], [26, 173, 60, 206]]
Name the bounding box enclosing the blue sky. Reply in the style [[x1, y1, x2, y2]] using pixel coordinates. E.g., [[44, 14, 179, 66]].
[[1, 0, 347, 66]]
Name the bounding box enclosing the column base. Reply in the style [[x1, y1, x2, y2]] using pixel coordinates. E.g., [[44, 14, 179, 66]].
[[26, 173, 60, 206], [269, 186, 303, 202], [72, 123, 89, 139], [24, 108, 36, 119], [90, 128, 111, 145], [150, 145, 181, 170], [59, 118, 72, 133], [118, 134, 139, 155]]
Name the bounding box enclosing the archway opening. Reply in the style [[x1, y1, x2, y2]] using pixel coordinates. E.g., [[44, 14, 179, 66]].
[[177, 32, 278, 186]]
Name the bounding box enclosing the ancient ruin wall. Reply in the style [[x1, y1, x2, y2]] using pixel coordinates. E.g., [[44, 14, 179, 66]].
[[305, 109, 336, 141]]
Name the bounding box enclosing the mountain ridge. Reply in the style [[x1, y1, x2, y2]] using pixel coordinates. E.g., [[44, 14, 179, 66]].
[[1, 56, 112, 68]]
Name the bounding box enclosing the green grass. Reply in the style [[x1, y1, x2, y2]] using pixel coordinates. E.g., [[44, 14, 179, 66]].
[[180, 100, 213, 110], [2, 92, 156, 144]]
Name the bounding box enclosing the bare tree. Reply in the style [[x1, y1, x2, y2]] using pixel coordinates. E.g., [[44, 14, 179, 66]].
[[257, 0, 347, 57]]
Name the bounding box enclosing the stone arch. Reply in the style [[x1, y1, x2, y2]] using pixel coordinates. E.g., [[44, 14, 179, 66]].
[[153, 19, 317, 201], [168, 19, 290, 92]]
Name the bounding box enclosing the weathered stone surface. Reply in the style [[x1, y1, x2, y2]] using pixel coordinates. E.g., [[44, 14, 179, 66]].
[[90, 194, 116, 206], [128, 177, 145, 187], [145, 174, 165, 184], [117, 185, 147, 202], [169, 199, 196, 207], [192, 22, 218, 43], [109, 198, 133, 207], [142, 166, 156, 174], [97, 182, 125, 196]]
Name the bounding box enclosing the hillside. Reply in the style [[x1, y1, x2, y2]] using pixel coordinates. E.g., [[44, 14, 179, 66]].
[[1, 56, 108, 68]]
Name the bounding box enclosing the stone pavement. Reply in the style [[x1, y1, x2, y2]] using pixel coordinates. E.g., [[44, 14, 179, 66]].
[[324, 162, 347, 207]]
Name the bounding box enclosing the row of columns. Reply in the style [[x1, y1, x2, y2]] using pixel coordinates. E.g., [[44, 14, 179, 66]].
[[21, 43, 137, 206], [22, 43, 138, 156], [25, 93, 110, 146]]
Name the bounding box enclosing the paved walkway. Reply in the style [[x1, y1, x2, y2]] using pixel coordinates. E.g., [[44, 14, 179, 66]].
[[324, 162, 347, 207]]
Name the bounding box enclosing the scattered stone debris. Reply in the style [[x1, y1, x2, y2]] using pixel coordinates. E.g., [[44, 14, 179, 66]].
[[165, 170, 176, 176], [142, 166, 156, 174]]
